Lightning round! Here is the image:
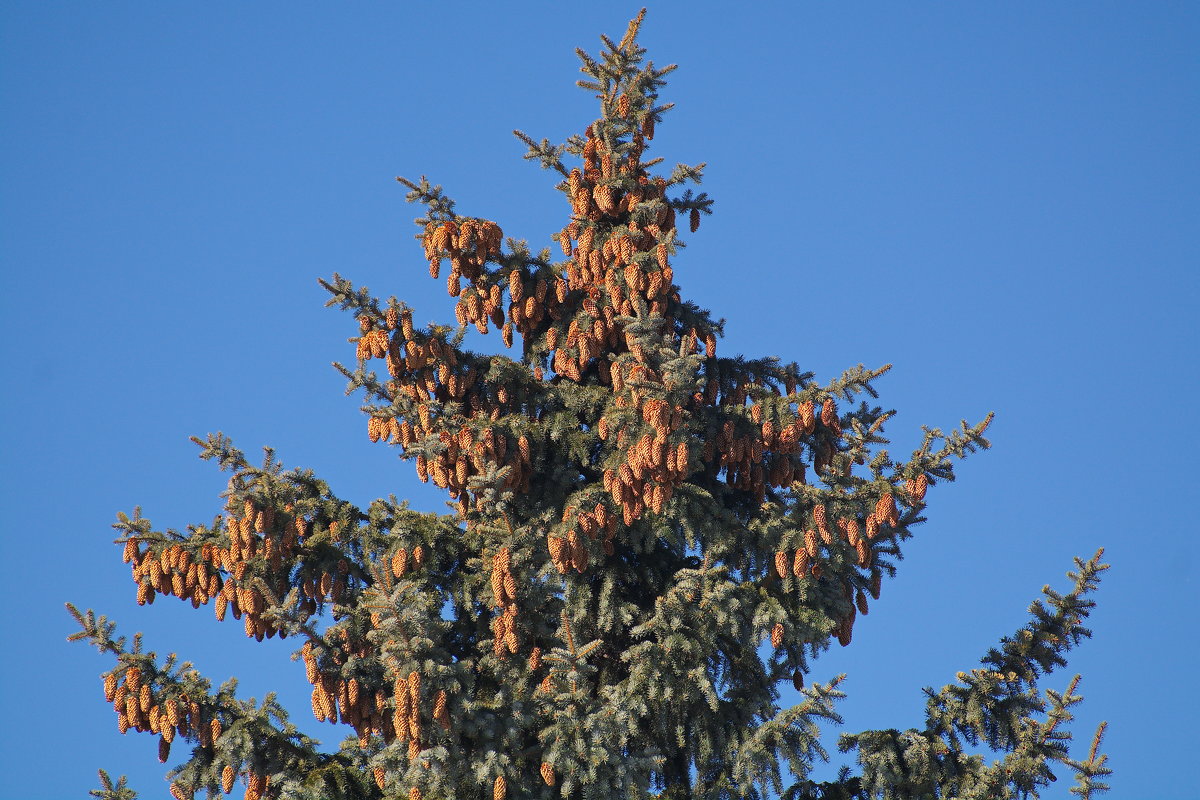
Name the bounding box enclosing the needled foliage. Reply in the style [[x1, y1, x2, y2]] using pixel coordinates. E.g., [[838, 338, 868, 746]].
[[71, 11, 1109, 800]]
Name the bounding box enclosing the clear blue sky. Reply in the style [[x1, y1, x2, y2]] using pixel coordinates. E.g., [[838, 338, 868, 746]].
[[2, 3, 1196, 798]]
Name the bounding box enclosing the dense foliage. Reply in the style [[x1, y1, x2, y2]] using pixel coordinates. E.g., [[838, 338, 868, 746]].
[[72, 11, 1109, 800]]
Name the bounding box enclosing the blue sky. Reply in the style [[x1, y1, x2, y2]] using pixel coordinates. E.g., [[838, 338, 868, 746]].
[[1, 3, 1196, 798]]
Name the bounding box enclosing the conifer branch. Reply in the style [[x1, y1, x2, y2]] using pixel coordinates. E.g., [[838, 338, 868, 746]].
[[839, 551, 1108, 798], [68, 609, 358, 800], [512, 129, 570, 177], [395, 175, 457, 226], [90, 769, 138, 800], [1068, 720, 1112, 798]]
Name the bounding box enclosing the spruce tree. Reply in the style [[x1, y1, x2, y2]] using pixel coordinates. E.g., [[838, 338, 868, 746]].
[[71, 11, 1110, 800]]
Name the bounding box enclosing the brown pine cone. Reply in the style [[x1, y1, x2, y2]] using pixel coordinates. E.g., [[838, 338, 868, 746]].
[[792, 548, 810, 578]]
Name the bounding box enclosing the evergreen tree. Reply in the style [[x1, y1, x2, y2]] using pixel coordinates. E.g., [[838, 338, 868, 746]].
[[70, 11, 1110, 800]]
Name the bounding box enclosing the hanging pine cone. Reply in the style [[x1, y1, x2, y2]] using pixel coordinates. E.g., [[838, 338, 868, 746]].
[[856, 538, 872, 567], [821, 397, 837, 428], [875, 494, 898, 527], [541, 762, 556, 786], [547, 535, 566, 565], [770, 623, 784, 649], [804, 529, 819, 559], [845, 519, 861, 546], [433, 690, 449, 731], [494, 775, 507, 800], [813, 504, 829, 536], [799, 400, 816, 433], [392, 548, 409, 578], [792, 548, 810, 578], [908, 473, 929, 502], [774, 550, 789, 579]]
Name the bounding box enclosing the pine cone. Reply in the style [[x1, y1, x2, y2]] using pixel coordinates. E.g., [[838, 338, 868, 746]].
[[505, 625, 520, 653], [845, 519, 861, 546], [221, 765, 235, 794], [821, 397, 837, 428], [909, 473, 929, 502], [494, 775, 507, 800], [813, 504, 829, 534], [804, 529, 819, 559], [433, 690, 449, 731], [770, 623, 784, 649], [541, 762, 556, 786], [856, 539, 872, 567], [392, 548, 409, 578], [856, 589, 869, 616], [875, 494, 897, 527], [792, 548, 810, 578], [246, 772, 265, 800], [799, 401, 816, 433], [865, 513, 880, 540], [311, 687, 324, 721]]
